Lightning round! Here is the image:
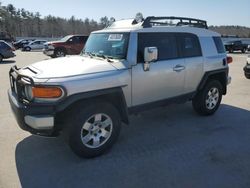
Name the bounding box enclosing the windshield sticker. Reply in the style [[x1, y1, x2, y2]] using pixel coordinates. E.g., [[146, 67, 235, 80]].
[[108, 34, 123, 41]]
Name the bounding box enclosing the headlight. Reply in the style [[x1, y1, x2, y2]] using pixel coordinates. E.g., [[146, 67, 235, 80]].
[[24, 85, 33, 100], [48, 44, 55, 50], [24, 85, 64, 102]]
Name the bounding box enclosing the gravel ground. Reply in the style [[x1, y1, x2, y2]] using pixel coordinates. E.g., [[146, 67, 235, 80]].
[[0, 51, 250, 188]]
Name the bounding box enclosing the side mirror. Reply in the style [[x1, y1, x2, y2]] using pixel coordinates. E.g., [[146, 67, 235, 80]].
[[143, 47, 158, 71], [68, 38, 73, 43]]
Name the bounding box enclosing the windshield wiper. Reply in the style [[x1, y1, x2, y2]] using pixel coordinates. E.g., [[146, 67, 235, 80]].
[[96, 54, 114, 63], [82, 52, 95, 58]]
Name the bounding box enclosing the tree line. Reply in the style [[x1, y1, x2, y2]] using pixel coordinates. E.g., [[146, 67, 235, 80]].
[[209, 25, 250, 38], [1, 2, 250, 39], [0, 3, 113, 38]]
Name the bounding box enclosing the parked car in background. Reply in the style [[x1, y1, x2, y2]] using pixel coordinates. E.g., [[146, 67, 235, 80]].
[[0, 40, 15, 62], [224, 40, 248, 53], [243, 56, 250, 79], [43, 35, 88, 58], [13, 39, 35, 49], [22, 40, 47, 51]]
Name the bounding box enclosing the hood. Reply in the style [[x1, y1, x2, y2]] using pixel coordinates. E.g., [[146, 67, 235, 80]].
[[46, 40, 64, 45], [21, 56, 118, 79]]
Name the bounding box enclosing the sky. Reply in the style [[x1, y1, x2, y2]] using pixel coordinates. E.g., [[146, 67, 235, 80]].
[[1, 0, 250, 27]]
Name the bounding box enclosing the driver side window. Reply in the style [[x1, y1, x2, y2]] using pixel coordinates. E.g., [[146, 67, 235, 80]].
[[137, 33, 178, 63]]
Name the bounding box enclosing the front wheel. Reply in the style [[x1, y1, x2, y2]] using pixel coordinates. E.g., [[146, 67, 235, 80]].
[[192, 80, 223, 116], [241, 48, 246, 53], [54, 49, 65, 58], [68, 101, 121, 158], [245, 73, 250, 79]]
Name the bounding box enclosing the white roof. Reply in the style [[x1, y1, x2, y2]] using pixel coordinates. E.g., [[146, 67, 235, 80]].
[[93, 19, 220, 37]]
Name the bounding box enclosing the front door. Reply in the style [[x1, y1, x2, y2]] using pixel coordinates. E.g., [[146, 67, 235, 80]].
[[132, 33, 186, 106]]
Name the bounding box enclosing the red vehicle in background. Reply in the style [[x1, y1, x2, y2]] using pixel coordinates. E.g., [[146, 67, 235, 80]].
[[43, 35, 88, 58]]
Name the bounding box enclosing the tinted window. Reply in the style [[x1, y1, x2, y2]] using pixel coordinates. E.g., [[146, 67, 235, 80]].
[[137, 33, 178, 62], [213, 37, 225, 54], [179, 34, 202, 57], [233, 41, 241, 45], [72, 36, 81, 44], [0, 42, 10, 49], [79, 36, 88, 43]]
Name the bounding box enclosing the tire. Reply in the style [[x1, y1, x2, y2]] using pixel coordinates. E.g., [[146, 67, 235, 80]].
[[68, 101, 121, 158], [241, 48, 246, 53], [24, 47, 31, 51], [54, 49, 66, 58], [229, 48, 233, 53], [0, 55, 3, 62], [192, 80, 223, 116], [245, 73, 250, 79]]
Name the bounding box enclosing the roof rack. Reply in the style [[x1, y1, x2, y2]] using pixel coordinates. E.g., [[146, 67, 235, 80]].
[[141, 16, 208, 29]]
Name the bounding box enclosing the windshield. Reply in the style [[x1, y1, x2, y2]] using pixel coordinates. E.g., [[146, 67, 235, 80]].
[[83, 33, 129, 59], [60, 35, 72, 42]]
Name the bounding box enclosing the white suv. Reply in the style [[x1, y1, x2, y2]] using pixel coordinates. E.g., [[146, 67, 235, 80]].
[[8, 16, 232, 158]]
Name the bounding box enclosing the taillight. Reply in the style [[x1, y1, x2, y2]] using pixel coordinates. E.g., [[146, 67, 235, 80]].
[[227, 56, 233, 64]]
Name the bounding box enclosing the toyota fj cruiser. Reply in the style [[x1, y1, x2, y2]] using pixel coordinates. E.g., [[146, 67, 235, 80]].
[[8, 16, 232, 158]]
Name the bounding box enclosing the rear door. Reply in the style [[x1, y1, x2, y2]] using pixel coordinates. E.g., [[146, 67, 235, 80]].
[[178, 33, 204, 94]]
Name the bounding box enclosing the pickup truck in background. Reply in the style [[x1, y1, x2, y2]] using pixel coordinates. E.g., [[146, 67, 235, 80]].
[[224, 40, 248, 53], [43, 35, 88, 58]]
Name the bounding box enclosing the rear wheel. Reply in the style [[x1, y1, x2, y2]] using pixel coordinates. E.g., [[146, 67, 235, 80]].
[[24, 47, 31, 51], [68, 101, 121, 158], [192, 80, 223, 116], [0, 55, 3, 62], [241, 48, 246, 53]]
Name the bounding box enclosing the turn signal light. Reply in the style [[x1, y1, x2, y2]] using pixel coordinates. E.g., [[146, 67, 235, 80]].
[[32, 87, 63, 98], [227, 56, 233, 64]]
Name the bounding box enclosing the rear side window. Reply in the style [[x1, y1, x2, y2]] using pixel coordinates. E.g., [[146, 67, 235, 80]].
[[213, 37, 225, 54], [0, 42, 10, 49], [137, 33, 178, 62], [179, 34, 202, 57]]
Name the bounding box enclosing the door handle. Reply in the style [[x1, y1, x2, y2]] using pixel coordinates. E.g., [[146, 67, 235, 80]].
[[173, 65, 185, 72]]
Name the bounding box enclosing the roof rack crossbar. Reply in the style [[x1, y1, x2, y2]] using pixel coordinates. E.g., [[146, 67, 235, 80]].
[[142, 16, 208, 29]]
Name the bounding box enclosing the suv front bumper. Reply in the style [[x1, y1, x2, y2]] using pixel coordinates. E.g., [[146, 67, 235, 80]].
[[8, 89, 57, 136], [43, 49, 54, 56]]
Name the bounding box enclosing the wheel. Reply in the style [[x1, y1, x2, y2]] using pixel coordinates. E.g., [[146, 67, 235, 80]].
[[192, 80, 223, 116], [241, 48, 246, 53], [68, 101, 121, 158], [229, 48, 233, 53], [245, 73, 250, 79], [0, 55, 3, 62], [54, 49, 65, 57], [24, 47, 31, 51]]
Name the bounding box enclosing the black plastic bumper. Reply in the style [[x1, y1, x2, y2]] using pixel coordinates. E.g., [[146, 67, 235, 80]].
[[8, 89, 58, 137]]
